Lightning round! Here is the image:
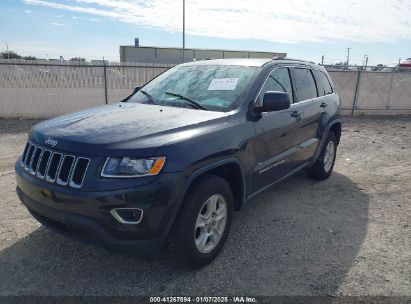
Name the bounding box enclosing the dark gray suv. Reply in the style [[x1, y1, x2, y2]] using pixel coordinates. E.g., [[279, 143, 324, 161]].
[[16, 58, 341, 268]]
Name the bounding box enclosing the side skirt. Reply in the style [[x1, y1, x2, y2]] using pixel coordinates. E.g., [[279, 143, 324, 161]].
[[245, 161, 312, 203]]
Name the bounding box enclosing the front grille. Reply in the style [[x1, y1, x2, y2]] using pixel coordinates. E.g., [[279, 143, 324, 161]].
[[21, 142, 90, 188]]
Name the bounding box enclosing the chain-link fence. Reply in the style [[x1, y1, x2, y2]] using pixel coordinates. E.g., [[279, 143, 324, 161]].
[[325, 65, 411, 115], [0, 61, 172, 118], [0, 61, 410, 118]]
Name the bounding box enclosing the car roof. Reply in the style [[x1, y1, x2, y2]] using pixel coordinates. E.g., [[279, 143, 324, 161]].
[[180, 58, 319, 68], [181, 58, 272, 67]]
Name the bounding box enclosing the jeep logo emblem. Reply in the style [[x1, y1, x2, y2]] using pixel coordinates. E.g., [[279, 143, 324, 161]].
[[45, 137, 58, 147]]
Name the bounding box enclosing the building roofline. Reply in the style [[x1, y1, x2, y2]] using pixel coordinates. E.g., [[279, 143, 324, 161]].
[[120, 45, 286, 55]]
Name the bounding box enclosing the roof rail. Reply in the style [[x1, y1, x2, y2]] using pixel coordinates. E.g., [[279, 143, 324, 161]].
[[272, 57, 316, 64]]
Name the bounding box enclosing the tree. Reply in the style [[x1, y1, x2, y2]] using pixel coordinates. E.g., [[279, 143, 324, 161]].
[[70, 57, 86, 62], [0, 51, 22, 59], [23, 55, 37, 60]]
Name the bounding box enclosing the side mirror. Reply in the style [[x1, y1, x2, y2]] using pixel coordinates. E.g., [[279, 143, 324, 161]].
[[133, 86, 141, 93], [255, 91, 290, 113]]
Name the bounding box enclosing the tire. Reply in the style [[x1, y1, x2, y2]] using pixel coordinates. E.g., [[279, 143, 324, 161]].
[[307, 132, 337, 180], [169, 174, 234, 269]]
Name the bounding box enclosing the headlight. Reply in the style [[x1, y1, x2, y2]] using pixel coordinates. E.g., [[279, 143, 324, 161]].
[[101, 157, 166, 177]]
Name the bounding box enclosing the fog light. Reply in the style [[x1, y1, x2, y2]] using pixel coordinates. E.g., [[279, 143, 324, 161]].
[[110, 208, 143, 224]]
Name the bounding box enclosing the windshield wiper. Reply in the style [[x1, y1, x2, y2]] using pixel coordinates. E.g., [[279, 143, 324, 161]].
[[164, 91, 208, 111], [140, 90, 158, 105]]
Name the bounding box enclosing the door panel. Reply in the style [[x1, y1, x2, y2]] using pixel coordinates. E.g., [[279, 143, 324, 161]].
[[290, 68, 325, 163], [250, 66, 328, 194], [250, 67, 300, 193], [288, 100, 321, 163], [251, 109, 298, 193]]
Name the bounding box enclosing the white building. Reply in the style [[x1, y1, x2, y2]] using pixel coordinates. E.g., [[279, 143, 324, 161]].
[[120, 39, 287, 64]]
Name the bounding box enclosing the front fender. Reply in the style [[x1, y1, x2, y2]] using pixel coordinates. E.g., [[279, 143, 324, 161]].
[[183, 157, 246, 202], [161, 157, 247, 240]]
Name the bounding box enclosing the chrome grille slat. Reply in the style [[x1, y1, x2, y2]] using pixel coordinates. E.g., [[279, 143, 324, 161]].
[[29, 147, 43, 175], [45, 152, 63, 182], [28, 145, 38, 171], [69, 157, 90, 188], [37, 149, 51, 179], [57, 155, 75, 185], [21, 143, 30, 165], [24, 144, 35, 170], [35, 149, 45, 175], [20, 141, 90, 189]]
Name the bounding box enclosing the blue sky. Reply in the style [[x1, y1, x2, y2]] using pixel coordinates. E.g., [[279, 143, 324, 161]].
[[1, 0, 410, 65]]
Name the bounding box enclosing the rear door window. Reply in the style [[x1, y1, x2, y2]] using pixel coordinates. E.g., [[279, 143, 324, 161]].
[[293, 68, 318, 102], [313, 70, 333, 96]]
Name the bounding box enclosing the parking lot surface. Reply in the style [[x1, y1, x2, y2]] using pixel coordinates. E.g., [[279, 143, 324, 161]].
[[0, 116, 409, 296]]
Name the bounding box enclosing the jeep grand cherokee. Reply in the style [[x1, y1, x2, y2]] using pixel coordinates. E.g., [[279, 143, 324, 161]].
[[15, 58, 341, 268]]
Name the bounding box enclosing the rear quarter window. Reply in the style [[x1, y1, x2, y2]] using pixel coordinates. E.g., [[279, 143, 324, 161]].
[[313, 70, 333, 96], [293, 68, 318, 102]]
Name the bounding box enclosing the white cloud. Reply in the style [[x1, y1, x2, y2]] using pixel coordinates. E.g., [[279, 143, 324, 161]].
[[23, 0, 411, 43], [51, 22, 68, 26], [24, 9, 32, 13]]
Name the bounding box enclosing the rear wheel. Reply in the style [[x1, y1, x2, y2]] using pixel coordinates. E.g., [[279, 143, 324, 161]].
[[169, 175, 233, 269], [307, 132, 337, 180]]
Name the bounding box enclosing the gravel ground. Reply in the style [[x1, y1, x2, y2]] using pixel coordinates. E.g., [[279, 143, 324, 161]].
[[0, 116, 409, 296]]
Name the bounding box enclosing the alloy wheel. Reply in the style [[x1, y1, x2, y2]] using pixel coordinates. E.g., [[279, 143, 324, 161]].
[[194, 194, 227, 254], [323, 141, 335, 172]]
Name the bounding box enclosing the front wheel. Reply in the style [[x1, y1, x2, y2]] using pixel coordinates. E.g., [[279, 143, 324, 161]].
[[169, 175, 233, 269], [307, 132, 337, 180]]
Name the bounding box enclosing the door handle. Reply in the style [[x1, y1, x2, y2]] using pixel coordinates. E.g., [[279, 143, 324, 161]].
[[291, 110, 303, 118], [320, 102, 328, 108]]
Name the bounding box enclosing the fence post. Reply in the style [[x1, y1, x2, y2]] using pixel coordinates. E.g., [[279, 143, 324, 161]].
[[351, 67, 362, 116], [386, 68, 395, 109], [103, 62, 108, 105]]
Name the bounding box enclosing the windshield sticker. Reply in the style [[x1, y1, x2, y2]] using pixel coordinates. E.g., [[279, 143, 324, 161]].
[[208, 78, 239, 91]]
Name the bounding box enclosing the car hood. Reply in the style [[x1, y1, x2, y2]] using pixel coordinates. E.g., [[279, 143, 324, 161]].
[[30, 103, 230, 156]]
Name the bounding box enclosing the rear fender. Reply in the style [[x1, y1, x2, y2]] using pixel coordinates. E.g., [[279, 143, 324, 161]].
[[313, 119, 341, 163]]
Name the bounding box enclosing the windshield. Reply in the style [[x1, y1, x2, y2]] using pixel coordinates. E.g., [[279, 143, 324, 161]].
[[127, 65, 259, 112]]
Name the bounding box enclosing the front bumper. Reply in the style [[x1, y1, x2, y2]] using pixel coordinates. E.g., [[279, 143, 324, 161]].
[[15, 161, 184, 257]]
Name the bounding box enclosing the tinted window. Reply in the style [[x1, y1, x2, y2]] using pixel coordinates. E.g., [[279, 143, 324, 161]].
[[293, 68, 317, 102], [257, 68, 293, 106], [313, 70, 333, 96]]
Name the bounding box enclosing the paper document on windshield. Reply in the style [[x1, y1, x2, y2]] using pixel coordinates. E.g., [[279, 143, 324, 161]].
[[208, 78, 239, 91]]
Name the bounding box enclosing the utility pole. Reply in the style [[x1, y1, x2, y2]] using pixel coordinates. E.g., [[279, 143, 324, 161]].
[[363, 55, 368, 70], [346, 48, 351, 67], [5, 42, 10, 59], [182, 0, 185, 63], [321, 55, 324, 65], [102, 56, 108, 105]]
